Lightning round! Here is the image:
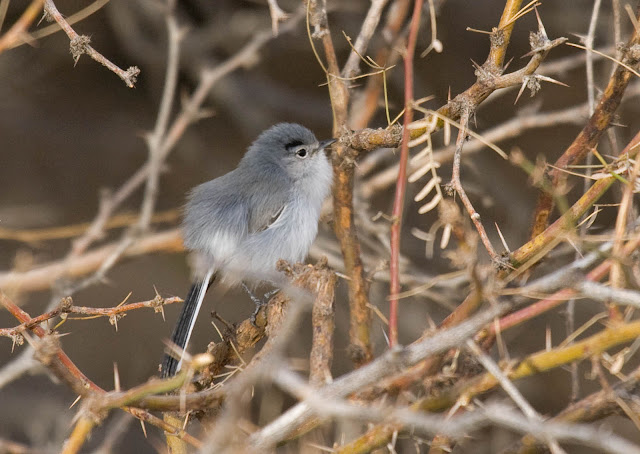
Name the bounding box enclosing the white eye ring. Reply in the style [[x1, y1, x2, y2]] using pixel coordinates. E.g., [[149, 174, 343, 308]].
[[296, 148, 308, 158]]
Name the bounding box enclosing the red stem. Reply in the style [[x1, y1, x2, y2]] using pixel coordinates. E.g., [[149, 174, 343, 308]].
[[389, 0, 423, 347]]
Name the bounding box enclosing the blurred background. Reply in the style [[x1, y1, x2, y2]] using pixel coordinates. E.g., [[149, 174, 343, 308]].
[[1, 0, 640, 452]]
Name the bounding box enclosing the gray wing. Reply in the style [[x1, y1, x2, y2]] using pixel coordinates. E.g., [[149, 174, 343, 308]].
[[246, 177, 290, 234]]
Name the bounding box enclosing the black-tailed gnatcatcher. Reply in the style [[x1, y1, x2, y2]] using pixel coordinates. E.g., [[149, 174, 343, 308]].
[[161, 123, 335, 377]]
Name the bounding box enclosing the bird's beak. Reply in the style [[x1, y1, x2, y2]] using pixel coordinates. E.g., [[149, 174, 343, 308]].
[[318, 138, 338, 153]]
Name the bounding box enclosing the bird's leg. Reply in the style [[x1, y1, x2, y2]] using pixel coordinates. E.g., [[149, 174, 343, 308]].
[[241, 282, 280, 325], [263, 288, 279, 300]]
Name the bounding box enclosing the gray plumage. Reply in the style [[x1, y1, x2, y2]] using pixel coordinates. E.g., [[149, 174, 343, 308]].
[[161, 123, 334, 377]]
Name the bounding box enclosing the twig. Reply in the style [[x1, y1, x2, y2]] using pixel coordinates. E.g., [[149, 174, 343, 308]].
[[266, 0, 289, 36], [513, 364, 640, 452], [197, 263, 322, 452], [1, 290, 102, 395], [480, 229, 640, 338], [389, 0, 423, 347], [138, 5, 183, 232], [0, 294, 182, 340], [466, 339, 565, 453], [349, 0, 412, 129], [43, 0, 139, 87], [0, 347, 40, 389], [447, 112, 500, 262]]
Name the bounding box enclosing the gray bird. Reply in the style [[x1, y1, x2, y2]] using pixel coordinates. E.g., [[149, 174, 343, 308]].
[[161, 123, 335, 377]]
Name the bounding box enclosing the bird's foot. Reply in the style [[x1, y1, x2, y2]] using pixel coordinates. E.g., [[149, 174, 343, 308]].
[[242, 283, 280, 326]]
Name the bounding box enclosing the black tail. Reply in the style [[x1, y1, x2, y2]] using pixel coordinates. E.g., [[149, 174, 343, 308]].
[[161, 271, 215, 378]]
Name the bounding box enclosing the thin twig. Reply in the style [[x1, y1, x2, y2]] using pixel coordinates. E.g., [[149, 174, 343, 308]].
[[389, 0, 423, 347], [43, 0, 139, 87], [342, 0, 390, 78], [138, 4, 183, 232]]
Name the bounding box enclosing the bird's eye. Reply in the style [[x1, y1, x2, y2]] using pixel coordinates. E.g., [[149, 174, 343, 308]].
[[296, 148, 308, 158]]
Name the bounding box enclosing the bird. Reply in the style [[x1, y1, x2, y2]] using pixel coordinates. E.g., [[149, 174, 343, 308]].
[[160, 123, 335, 377]]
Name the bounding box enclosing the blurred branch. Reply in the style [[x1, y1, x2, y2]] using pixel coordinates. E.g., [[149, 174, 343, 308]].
[[1, 290, 102, 395], [339, 316, 640, 452], [0, 228, 183, 294], [62, 359, 208, 454], [513, 363, 640, 452], [10, 0, 109, 48], [0, 209, 179, 243], [0, 0, 44, 54], [138, 4, 183, 232], [246, 303, 507, 449]]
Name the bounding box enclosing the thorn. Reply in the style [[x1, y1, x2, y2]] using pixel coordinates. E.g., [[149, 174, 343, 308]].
[[536, 74, 570, 87], [503, 56, 514, 71], [514, 78, 528, 105], [534, 6, 548, 40], [70, 395, 82, 409], [381, 325, 391, 347], [545, 324, 552, 351], [160, 305, 166, 322], [140, 419, 148, 438], [495, 222, 511, 253], [117, 291, 133, 308], [113, 362, 121, 392]]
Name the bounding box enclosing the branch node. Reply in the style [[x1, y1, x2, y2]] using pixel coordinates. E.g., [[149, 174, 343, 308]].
[[70, 35, 91, 64], [59, 296, 73, 312], [123, 66, 141, 88]]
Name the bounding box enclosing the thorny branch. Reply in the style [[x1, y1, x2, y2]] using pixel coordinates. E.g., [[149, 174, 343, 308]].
[[43, 0, 139, 87]]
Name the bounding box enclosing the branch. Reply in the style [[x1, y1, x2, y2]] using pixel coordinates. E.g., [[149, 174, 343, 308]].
[[0, 228, 183, 294], [0, 0, 44, 54], [314, 0, 373, 366], [43, 0, 139, 87], [0, 294, 182, 341]]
